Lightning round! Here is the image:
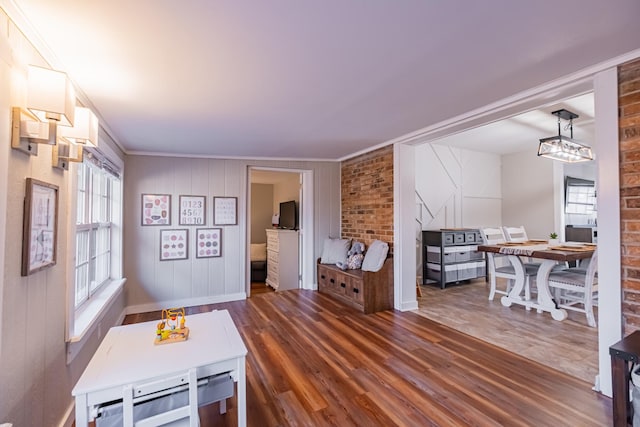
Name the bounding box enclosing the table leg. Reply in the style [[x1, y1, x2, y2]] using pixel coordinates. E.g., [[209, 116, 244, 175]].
[[238, 356, 247, 427], [501, 255, 526, 307], [536, 260, 568, 321]]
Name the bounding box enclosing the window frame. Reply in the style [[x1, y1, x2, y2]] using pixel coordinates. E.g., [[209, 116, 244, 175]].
[[66, 146, 124, 355], [74, 161, 117, 309], [564, 176, 597, 215]]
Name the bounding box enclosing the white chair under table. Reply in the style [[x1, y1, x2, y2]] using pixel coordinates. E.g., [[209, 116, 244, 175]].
[[547, 250, 598, 327], [122, 368, 199, 427], [480, 227, 538, 303], [504, 224, 569, 272], [502, 225, 530, 243]]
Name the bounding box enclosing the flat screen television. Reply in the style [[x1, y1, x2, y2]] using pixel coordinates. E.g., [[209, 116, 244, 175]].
[[279, 200, 297, 230]]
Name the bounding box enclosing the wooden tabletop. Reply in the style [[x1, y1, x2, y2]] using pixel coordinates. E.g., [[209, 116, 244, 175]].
[[477, 244, 595, 262]]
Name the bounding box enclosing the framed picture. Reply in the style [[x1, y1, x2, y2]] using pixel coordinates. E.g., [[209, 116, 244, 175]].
[[196, 228, 222, 258], [213, 197, 237, 225], [141, 194, 171, 226], [179, 195, 206, 225], [160, 229, 189, 261], [22, 178, 58, 276]]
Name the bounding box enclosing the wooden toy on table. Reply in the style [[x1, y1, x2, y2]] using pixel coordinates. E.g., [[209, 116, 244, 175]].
[[154, 307, 190, 345]]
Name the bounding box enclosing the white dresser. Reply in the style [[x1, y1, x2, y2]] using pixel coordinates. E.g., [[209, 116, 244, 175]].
[[265, 229, 299, 291]]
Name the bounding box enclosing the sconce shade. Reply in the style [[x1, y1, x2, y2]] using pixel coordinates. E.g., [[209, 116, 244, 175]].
[[27, 65, 75, 127], [538, 135, 593, 163], [58, 107, 99, 147], [20, 114, 50, 140]]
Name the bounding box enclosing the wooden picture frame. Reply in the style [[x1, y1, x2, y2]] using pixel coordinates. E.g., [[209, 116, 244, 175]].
[[160, 229, 189, 261], [196, 228, 222, 258], [22, 178, 58, 276], [179, 195, 206, 225], [141, 194, 171, 226], [213, 197, 238, 225]]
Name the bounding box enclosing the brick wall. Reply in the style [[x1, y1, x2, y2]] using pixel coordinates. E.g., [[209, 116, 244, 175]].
[[620, 57, 640, 332], [341, 145, 394, 251]]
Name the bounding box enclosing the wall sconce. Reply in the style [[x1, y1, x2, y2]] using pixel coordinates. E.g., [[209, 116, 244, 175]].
[[11, 65, 76, 155], [58, 107, 99, 148], [52, 140, 83, 170], [52, 107, 100, 169], [537, 109, 593, 163]]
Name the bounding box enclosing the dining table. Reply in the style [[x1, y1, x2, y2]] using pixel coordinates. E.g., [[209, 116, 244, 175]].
[[477, 241, 596, 321]]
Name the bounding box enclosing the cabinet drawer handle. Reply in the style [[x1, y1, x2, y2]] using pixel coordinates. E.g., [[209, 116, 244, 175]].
[[321, 275, 325, 279], [330, 278, 335, 283], [353, 288, 360, 294], [340, 283, 346, 288]]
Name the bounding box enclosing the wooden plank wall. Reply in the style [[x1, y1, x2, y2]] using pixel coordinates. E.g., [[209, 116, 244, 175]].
[[123, 156, 341, 312]]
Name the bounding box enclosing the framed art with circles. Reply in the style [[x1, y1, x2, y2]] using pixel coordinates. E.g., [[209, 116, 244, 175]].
[[196, 228, 222, 258], [159, 229, 188, 261]]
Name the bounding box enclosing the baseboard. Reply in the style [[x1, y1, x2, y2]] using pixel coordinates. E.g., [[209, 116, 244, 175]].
[[398, 300, 419, 311], [125, 292, 247, 315]]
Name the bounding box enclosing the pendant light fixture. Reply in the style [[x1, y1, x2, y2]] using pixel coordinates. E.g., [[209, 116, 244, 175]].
[[537, 109, 593, 163]]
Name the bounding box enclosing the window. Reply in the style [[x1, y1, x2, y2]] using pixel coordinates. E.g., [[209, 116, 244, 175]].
[[74, 158, 121, 308], [565, 177, 596, 215]]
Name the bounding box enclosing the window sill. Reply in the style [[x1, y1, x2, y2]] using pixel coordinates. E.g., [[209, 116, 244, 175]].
[[67, 278, 126, 363]]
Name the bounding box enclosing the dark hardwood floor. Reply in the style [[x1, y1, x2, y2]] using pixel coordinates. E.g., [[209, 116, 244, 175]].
[[121, 289, 612, 426], [250, 280, 274, 295]]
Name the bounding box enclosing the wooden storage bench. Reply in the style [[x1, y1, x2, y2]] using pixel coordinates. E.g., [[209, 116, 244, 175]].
[[317, 257, 393, 314]]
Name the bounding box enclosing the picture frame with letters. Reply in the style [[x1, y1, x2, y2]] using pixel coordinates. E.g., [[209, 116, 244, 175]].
[[213, 196, 238, 226]]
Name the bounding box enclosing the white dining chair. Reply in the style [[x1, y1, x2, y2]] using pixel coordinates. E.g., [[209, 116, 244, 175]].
[[502, 225, 547, 268], [502, 225, 529, 242], [547, 250, 598, 327], [480, 227, 538, 302], [122, 368, 199, 427]]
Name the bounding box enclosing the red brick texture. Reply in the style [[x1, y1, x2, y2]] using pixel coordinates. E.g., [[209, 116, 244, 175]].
[[341, 146, 394, 253], [620, 57, 640, 333]]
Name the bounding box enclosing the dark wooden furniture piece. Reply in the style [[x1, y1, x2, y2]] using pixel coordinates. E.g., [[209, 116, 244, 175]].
[[610, 330, 640, 427], [422, 229, 485, 288], [317, 257, 393, 314]]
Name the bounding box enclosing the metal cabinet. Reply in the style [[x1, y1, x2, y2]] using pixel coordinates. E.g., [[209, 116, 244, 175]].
[[422, 229, 486, 289]]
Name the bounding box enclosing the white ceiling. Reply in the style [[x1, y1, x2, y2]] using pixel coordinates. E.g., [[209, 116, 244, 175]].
[[434, 92, 595, 155], [8, 1, 640, 160]]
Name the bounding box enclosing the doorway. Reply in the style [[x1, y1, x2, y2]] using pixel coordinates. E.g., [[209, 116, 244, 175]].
[[395, 68, 621, 396], [413, 92, 599, 383], [247, 167, 314, 297]]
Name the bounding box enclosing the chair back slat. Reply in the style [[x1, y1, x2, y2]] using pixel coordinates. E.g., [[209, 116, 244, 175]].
[[481, 227, 506, 245], [503, 226, 529, 243], [123, 368, 199, 427]]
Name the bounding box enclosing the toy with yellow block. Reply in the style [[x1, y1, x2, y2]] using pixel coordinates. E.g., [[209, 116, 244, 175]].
[[154, 307, 189, 345]]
